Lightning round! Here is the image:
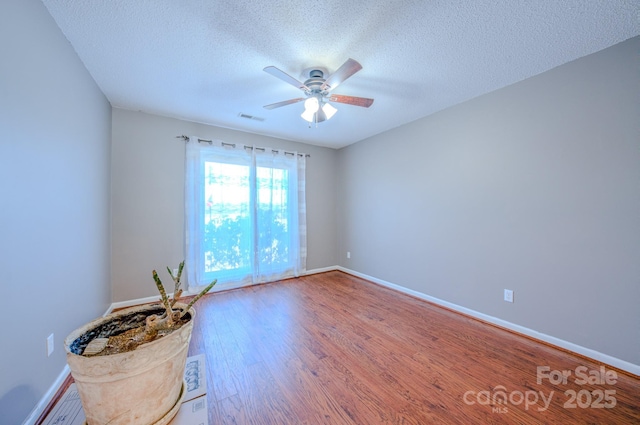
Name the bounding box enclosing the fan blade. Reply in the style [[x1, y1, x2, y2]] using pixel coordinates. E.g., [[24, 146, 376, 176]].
[[263, 98, 306, 110], [328, 94, 374, 108], [321, 58, 363, 91], [264, 66, 309, 91]]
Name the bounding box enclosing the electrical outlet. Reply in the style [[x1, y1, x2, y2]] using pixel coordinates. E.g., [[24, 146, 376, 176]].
[[347, 251, 351, 259], [47, 333, 54, 357], [504, 289, 514, 303]]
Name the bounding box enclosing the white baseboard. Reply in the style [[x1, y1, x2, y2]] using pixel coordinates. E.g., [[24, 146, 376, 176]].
[[305, 265, 340, 275], [336, 266, 640, 377], [22, 365, 70, 425], [109, 295, 161, 311], [30, 264, 636, 424]]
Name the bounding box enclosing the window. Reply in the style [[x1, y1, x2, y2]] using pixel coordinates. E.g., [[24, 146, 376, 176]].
[[185, 139, 306, 291]]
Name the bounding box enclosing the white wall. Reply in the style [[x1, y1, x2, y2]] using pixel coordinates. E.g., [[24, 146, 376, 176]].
[[111, 109, 338, 302], [337, 36, 640, 367], [0, 0, 112, 423]]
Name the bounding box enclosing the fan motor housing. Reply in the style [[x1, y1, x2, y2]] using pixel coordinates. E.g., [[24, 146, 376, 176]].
[[304, 69, 327, 93]]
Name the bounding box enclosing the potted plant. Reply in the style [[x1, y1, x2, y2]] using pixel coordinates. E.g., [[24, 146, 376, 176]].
[[64, 261, 215, 425]]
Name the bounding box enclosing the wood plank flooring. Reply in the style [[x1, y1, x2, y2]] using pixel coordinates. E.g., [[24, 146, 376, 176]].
[[187, 271, 639, 424], [39, 271, 639, 424]]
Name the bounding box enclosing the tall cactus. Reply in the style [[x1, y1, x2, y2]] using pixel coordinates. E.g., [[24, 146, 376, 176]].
[[146, 261, 216, 334], [84, 261, 216, 356]]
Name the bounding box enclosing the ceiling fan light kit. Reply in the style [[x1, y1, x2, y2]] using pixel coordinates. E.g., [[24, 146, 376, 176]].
[[321, 102, 337, 119], [300, 96, 337, 124], [263, 58, 374, 125]]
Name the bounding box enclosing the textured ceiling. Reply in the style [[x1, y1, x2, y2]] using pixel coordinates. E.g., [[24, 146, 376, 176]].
[[41, 0, 639, 149]]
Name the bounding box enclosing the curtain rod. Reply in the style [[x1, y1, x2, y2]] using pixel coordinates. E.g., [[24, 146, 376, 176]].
[[175, 135, 310, 158]]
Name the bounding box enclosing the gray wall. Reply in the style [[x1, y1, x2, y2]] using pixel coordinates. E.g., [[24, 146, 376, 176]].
[[0, 0, 112, 423], [111, 109, 338, 302], [337, 36, 640, 366]]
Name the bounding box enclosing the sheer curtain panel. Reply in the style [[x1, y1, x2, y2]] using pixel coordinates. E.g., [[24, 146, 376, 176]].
[[185, 138, 306, 291]]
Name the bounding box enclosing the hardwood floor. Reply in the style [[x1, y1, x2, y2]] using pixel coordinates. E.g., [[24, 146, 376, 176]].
[[187, 271, 639, 424], [39, 271, 639, 424]]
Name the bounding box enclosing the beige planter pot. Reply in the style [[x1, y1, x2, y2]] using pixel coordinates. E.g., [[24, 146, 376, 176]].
[[64, 303, 195, 425]]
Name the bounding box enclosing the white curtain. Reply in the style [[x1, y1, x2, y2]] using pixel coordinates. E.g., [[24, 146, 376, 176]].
[[185, 137, 306, 292]]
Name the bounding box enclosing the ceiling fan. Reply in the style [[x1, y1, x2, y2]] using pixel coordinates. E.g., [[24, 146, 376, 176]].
[[263, 58, 374, 124]]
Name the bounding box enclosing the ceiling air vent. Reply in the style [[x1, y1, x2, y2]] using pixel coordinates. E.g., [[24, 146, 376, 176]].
[[238, 113, 265, 122]]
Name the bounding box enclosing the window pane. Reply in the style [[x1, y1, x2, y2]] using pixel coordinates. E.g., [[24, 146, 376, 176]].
[[203, 162, 251, 275], [256, 166, 290, 270]]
